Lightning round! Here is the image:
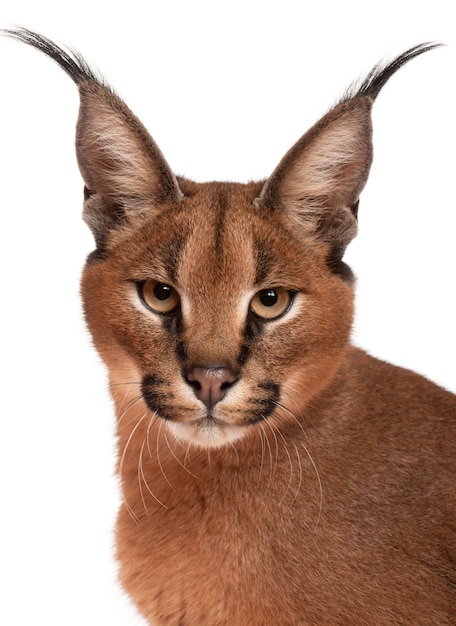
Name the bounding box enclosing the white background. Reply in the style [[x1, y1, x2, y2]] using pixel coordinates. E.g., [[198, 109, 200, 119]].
[[0, 1, 454, 624]]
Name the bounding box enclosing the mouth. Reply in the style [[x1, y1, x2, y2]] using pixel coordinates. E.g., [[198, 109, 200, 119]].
[[190, 412, 228, 427], [165, 415, 248, 449]]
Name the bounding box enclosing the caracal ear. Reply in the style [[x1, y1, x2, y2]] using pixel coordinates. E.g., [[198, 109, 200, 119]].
[[256, 97, 372, 257], [255, 43, 441, 264], [76, 81, 183, 236], [1, 28, 183, 249], [3, 31, 440, 257]]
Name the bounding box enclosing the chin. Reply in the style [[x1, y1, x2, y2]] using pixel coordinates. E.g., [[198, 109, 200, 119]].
[[165, 418, 248, 450]]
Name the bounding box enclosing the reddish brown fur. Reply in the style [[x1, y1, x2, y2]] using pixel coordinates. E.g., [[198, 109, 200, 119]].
[[113, 354, 456, 625], [81, 181, 456, 625], [4, 31, 455, 625]]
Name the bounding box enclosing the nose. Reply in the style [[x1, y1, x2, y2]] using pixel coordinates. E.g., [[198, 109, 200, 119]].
[[186, 366, 239, 409]]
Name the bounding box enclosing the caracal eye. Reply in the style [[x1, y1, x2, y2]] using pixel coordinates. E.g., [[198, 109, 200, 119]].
[[139, 280, 180, 314], [250, 287, 293, 320]]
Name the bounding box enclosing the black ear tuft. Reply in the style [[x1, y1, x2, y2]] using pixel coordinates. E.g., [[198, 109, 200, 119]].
[[3, 27, 184, 247], [255, 43, 442, 271], [2, 27, 106, 87], [347, 43, 442, 101]]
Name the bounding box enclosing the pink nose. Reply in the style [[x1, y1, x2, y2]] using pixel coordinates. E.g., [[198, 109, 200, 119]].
[[186, 366, 238, 409]]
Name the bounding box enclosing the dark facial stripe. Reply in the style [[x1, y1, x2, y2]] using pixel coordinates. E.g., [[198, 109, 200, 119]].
[[158, 234, 185, 283], [213, 185, 229, 254], [160, 309, 188, 369], [253, 237, 277, 285]]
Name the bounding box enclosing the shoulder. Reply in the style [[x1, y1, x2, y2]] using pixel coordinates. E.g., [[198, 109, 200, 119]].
[[339, 347, 456, 435]]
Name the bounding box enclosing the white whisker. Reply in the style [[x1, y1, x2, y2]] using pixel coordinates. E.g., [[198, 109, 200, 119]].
[[155, 420, 175, 492], [274, 400, 323, 528], [226, 438, 240, 467], [137, 432, 148, 513], [268, 420, 295, 505], [301, 440, 323, 530], [117, 393, 144, 427], [137, 418, 168, 510], [259, 421, 275, 490], [290, 441, 303, 506], [184, 440, 193, 467], [118, 410, 148, 524], [257, 426, 266, 487], [260, 417, 281, 498], [163, 428, 199, 480]]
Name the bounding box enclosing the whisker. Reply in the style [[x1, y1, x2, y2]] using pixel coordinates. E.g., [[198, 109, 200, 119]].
[[268, 420, 295, 505], [137, 432, 148, 513], [99, 381, 145, 434], [290, 440, 303, 506], [273, 400, 323, 529], [117, 393, 144, 427], [260, 417, 280, 491], [275, 401, 312, 442], [118, 410, 148, 524], [260, 421, 276, 490], [137, 418, 168, 509], [110, 381, 143, 387], [257, 426, 266, 488], [302, 440, 323, 530], [163, 428, 199, 480], [155, 420, 175, 492], [108, 381, 142, 420], [146, 412, 154, 460], [226, 438, 240, 468], [184, 440, 193, 467]]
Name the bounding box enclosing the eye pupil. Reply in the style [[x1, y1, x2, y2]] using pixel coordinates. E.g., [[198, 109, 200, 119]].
[[154, 283, 172, 301], [259, 289, 278, 307]]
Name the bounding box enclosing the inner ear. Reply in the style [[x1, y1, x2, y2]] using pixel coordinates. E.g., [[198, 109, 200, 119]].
[[76, 82, 183, 240], [258, 98, 373, 218]]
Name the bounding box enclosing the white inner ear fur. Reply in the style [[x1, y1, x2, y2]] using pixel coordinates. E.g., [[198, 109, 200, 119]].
[[81, 100, 161, 202], [77, 88, 183, 210], [281, 110, 371, 210]]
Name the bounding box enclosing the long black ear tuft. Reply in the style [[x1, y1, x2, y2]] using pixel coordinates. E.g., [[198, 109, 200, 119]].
[[255, 43, 442, 272], [347, 42, 442, 100], [2, 28, 183, 250], [2, 27, 103, 85]]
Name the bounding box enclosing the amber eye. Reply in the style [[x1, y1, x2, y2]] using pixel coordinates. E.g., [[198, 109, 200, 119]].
[[139, 280, 180, 314], [250, 287, 293, 320]]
